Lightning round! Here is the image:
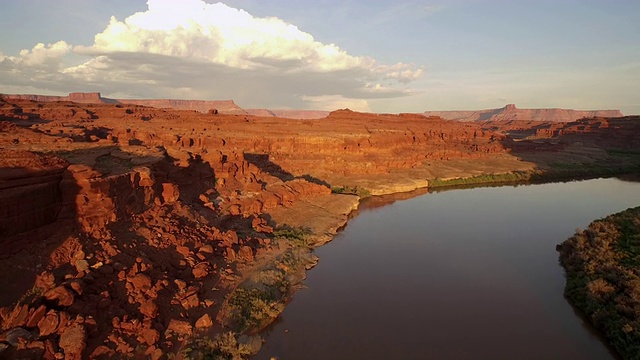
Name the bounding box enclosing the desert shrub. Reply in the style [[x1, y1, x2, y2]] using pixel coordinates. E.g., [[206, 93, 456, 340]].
[[183, 332, 252, 360], [331, 185, 371, 198], [228, 287, 284, 332], [428, 171, 531, 188], [273, 224, 312, 247]]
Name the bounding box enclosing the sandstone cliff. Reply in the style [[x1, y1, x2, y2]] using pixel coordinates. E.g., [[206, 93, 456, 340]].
[[116, 99, 246, 114], [1, 93, 331, 119], [423, 104, 623, 122], [1, 93, 245, 115], [1, 92, 105, 104]]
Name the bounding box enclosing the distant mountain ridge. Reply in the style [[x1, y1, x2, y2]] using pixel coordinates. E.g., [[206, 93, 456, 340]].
[[0, 92, 247, 115], [244, 108, 330, 119], [1, 93, 623, 121], [0, 92, 330, 119], [423, 104, 623, 122]]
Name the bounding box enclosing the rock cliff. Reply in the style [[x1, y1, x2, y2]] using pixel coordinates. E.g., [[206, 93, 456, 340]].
[[423, 104, 623, 122], [116, 99, 246, 114], [0, 93, 245, 115]]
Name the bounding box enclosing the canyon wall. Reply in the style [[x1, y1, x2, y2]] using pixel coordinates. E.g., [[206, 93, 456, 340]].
[[4, 93, 624, 122], [1, 93, 245, 115], [0, 96, 638, 359], [116, 99, 246, 114], [423, 104, 623, 122]]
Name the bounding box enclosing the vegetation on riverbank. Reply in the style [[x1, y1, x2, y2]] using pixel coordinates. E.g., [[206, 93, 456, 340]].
[[331, 185, 372, 198], [427, 171, 532, 188], [427, 161, 640, 190], [183, 227, 319, 359], [557, 206, 640, 359], [181, 160, 640, 359]]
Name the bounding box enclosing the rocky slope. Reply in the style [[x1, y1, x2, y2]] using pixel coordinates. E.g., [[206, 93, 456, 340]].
[[0, 96, 638, 359], [423, 104, 623, 122]]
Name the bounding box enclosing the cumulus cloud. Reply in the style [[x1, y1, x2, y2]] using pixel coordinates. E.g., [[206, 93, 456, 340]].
[[1, 41, 71, 71], [0, 0, 423, 110]]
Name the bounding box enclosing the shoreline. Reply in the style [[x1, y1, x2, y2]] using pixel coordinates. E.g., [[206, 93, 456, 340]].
[[197, 168, 640, 359]]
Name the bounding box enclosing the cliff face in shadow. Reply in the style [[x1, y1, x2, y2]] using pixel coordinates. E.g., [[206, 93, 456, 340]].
[[492, 116, 640, 179]]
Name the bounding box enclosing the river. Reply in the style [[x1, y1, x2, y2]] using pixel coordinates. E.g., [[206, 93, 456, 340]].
[[255, 178, 640, 360]]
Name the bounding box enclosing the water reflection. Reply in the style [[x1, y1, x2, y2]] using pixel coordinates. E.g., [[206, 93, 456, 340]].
[[256, 178, 640, 360]]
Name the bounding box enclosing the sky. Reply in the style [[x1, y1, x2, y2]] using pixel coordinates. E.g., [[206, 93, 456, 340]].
[[0, 0, 638, 114]]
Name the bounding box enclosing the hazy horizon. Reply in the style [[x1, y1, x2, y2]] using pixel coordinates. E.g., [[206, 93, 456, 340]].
[[1, 0, 638, 114], [0, 91, 628, 115]]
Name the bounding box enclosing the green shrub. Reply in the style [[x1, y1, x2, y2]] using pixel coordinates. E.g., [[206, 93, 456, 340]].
[[228, 287, 284, 332], [273, 225, 312, 246], [331, 185, 371, 198], [428, 171, 531, 188], [183, 332, 252, 360]]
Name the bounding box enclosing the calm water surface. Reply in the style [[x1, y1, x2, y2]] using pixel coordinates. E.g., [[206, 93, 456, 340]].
[[256, 178, 640, 360]]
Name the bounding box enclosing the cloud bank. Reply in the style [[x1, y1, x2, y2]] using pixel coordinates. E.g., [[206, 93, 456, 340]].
[[0, 0, 423, 110]]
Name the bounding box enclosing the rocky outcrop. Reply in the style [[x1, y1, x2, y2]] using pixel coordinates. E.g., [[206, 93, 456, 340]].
[[117, 99, 246, 114], [66, 92, 103, 103], [423, 104, 624, 122]]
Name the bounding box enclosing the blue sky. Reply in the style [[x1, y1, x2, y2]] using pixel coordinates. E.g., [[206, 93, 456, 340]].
[[1, 0, 638, 114]]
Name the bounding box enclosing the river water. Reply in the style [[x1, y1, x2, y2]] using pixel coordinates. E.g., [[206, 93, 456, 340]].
[[255, 178, 640, 360]]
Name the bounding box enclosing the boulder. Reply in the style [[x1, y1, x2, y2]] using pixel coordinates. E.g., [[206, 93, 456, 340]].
[[167, 319, 192, 336], [44, 286, 75, 307], [138, 327, 160, 346], [192, 263, 209, 279], [195, 314, 213, 329], [26, 305, 47, 328], [59, 323, 86, 360], [128, 273, 152, 292], [139, 300, 158, 319], [37, 311, 60, 336]]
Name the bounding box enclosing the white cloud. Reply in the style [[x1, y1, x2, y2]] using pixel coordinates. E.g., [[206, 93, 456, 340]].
[[1, 41, 71, 71], [73, 0, 405, 75], [0, 0, 422, 110]]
